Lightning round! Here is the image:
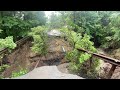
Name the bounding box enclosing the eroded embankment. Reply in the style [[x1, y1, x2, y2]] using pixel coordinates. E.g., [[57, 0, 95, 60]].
[[1, 37, 73, 78]]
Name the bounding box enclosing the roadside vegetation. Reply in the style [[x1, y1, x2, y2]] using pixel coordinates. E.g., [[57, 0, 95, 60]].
[[0, 11, 120, 78]]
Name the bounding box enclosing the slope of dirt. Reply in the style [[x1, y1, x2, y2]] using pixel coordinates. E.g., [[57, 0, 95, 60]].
[[2, 41, 32, 77], [47, 37, 72, 52], [13, 66, 83, 79], [1, 36, 73, 78]]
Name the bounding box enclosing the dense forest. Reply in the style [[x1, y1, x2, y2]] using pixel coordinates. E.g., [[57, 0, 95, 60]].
[[0, 11, 120, 79]]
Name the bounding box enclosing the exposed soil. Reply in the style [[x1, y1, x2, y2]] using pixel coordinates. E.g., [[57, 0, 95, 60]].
[[1, 37, 73, 78], [1, 34, 120, 79], [97, 48, 120, 79], [2, 41, 32, 77]]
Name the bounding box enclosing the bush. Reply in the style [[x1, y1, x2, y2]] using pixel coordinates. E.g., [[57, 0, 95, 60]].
[[29, 26, 48, 55], [1, 16, 31, 41], [0, 36, 16, 50], [0, 64, 10, 79], [59, 27, 82, 47], [0, 64, 10, 73], [11, 68, 28, 78], [100, 15, 120, 49], [60, 27, 100, 78]]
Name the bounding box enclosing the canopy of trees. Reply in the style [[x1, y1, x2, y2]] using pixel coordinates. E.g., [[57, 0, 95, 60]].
[[1, 11, 120, 79], [47, 11, 120, 49], [0, 11, 46, 41]]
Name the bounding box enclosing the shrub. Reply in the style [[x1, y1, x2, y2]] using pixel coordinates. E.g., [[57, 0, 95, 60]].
[[11, 68, 28, 78], [0, 64, 10, 79], [60, 27, 100, 78], [0, 64, 10, 73], [29, 26, 48, 55], [0, 36, 16, 50]]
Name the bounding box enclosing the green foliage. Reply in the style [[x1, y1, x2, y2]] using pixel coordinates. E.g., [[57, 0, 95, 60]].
[[79, 53, 91, 64], [0, 64, 10, 73], [0, 29, 2, 33], [0, 64, 10, 79], [53, 11, 118, 47], [24, 11, 46, 27], [61, 27, 99, 78], [73, 11, 111, 46], [75, 34, 97, 52], [0, 16, 31, 41], [0, 75, 3, 79], [0, 36, 16, 50], [101, 14, 120, 49], [29, 26, 48, 55], [65, 49, 79, 62], [11, 68, 28, 78], [0, 11, 46, 41], [1, 11, 120, 78], [0, 36, 16, 63], [68, 11, 120, 49], [59, 27, 82, 47]]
